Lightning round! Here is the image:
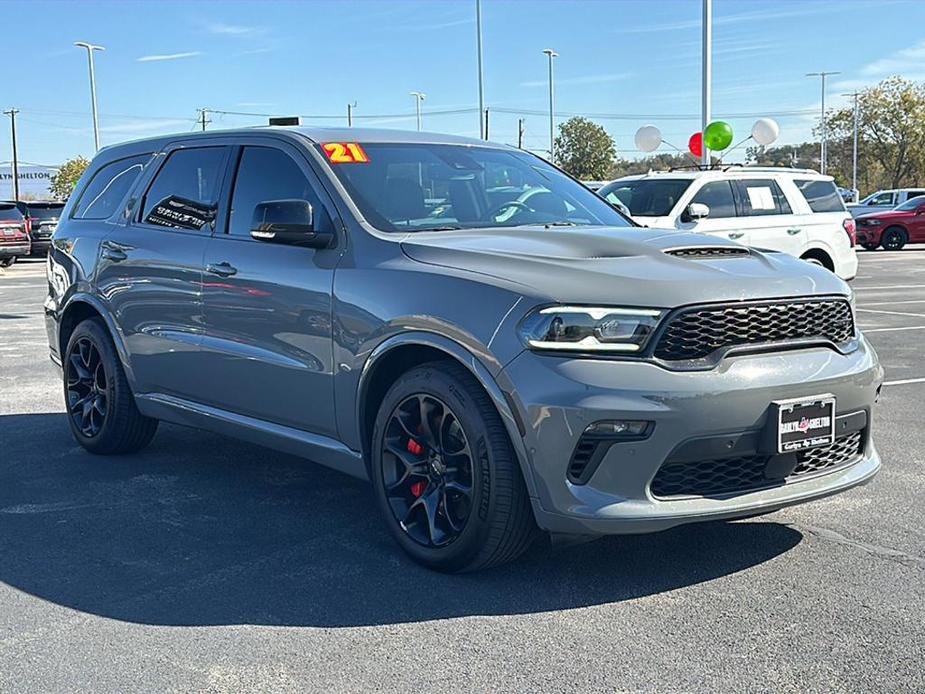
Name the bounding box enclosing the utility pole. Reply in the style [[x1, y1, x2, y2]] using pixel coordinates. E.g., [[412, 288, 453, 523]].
[[74, 42, 105, 151], [842, 90, 860, 200], [347, 101, 356, 127], [701, 0, 712, 167], [197, 108, 211, 131], [517, 118, 525, 149], [542, 48, 558, 164], [476, 0, 485, 139], [410, 91, 425, 131], [806, 70, 841, 174], [3, 109, 19, 201], [484, 108, 489, 140]]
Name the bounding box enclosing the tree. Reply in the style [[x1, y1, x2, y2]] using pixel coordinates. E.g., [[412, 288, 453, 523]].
[[823, 76, 925, 192], [554, 117, 615, 180], [49, 156, 90, 200]]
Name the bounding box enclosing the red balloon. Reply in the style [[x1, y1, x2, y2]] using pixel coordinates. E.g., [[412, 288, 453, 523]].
[[689, 132, 703, 158]]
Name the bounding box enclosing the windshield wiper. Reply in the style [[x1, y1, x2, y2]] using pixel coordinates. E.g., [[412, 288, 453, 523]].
[[403, 225, 464, 232], [544, 221, 577, 228]]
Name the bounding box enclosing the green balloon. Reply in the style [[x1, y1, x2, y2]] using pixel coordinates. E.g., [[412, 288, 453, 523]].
[[703, 120, 734, 151]]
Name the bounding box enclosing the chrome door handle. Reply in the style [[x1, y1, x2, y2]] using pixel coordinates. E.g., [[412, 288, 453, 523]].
[[100, 240, 128, 262], [787, 227, 802, 235], [728, 232, 745, 240], [206, 262, 238, 277]]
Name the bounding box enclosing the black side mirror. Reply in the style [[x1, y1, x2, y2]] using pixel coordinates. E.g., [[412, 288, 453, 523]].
[[250, 199, 334, 248]]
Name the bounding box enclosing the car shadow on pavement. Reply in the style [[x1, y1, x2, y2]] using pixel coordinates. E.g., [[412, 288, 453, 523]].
[[0, 413, 803, 628]]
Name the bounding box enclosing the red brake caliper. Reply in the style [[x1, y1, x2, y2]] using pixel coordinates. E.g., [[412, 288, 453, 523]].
[[407, 439, 426, 497]]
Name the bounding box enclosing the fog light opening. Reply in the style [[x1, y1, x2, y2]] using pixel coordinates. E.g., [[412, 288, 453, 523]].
[[584, 420, 651, 437]]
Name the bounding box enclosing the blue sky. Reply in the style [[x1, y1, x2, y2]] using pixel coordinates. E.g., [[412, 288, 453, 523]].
[[4, 0, 925, 165]]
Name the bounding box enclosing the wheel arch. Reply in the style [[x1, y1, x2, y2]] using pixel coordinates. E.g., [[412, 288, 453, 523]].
[[356, 333, 537, 498], [800, 246, 836, 272], [59, 294, 136, 387]]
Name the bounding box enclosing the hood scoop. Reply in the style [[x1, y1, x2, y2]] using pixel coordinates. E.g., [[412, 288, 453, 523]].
[[664, 246, 751, 259]]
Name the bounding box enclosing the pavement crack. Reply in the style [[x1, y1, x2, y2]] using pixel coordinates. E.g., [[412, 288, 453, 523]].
[[791, 522, 925, 571]]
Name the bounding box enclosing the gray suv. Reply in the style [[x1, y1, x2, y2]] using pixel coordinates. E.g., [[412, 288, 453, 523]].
[[46, 128, 883, 572]]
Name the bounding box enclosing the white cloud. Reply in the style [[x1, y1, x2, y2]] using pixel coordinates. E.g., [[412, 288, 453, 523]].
[[519, 73, 633, 88], [206, 22, 266, 37], [137, 51, 202, 63]]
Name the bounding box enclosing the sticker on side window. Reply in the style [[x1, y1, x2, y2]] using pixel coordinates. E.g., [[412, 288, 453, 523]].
[[322, 143, 369, 164]]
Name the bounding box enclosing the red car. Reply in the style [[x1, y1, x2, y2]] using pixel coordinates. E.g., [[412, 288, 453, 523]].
[[856, 195, 925, 250], [0, 203, 31, 267]]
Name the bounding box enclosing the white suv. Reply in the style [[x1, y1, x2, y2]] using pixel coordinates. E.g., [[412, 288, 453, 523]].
[[847, 188, 925, 218], [599, 168, 858, 280]]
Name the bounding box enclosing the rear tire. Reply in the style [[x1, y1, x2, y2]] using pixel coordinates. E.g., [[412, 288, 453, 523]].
[[63, 318, 158, 454], [370, 361, 536, 572], [0, 257, 15, 268], [882, 226, 907, 251]]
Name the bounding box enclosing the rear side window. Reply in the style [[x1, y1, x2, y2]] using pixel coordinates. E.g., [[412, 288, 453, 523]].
[[690, 180, 737, 218], [72, 155, 149, 220], [141, 147, 227, 231], [734, 179, 792, 216], [794, 179, 845, 213]]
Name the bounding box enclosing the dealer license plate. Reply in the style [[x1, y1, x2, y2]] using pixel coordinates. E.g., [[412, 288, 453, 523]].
[[775, 395, 836, 453]]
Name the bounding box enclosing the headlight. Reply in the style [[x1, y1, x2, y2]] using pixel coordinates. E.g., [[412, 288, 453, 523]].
[[519, 306, 663, 353], [867, 219, 881, 226]]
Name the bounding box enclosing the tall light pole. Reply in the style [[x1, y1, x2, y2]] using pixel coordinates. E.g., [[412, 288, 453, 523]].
[[3, 109, 19, 201], [410, 91, 425, 131], [75, 42, 105, 151], [543, 48, 558, 164], [701, 0, 712, 167], [347, 101, 356, 127], [843, 90, 860, 199], [806, 70, 840, 174], [476, 0, 485, 139]]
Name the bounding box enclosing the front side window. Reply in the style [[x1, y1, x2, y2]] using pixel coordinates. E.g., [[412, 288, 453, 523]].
[[735, 179, 792, 216], [690, 180, 737, 218], [865, 191, 896, 206], [72, 155, 150, 220], [141, 147, 227, 231], [894, 195, 925, 212], [322, 143, 632, 232], [228, 147, 329, 237], [599, 179, 692, 218], [794, 179, 845, 213]]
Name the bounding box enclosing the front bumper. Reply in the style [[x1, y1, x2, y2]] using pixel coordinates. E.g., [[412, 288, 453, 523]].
[[502, 337, 883, 535], [856, 227, 883, 246]]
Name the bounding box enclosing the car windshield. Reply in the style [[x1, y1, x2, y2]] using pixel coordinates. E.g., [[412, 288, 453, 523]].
[[0, 205, 23, 222], [320, 143, 633, 232], [597, 179, 693, 217], [894, 196, 925, 212], [27, 203, 64, 221]]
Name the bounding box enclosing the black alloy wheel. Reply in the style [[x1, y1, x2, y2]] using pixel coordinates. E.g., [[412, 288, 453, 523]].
[[381, 394, 474, 548], [882, 227, 907, 251], [66, 337, 109, 438]]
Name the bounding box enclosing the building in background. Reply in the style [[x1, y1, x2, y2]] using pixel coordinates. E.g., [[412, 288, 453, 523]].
[[0, 163, 60, 200]]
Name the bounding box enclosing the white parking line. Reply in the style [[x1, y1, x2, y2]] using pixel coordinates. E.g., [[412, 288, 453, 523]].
[[856, 307, 925, 318], [883, 377, 925, 387], [864, 325, 925, 333], [860, 299, 925, 306]]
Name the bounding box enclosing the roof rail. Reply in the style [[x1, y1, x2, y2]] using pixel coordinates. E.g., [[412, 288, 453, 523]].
[[720, 164, 821, 174]]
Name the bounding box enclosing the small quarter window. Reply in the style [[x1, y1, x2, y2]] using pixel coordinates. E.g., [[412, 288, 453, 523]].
[[72, 154, 150, 220], [794, 179, 845, 213]]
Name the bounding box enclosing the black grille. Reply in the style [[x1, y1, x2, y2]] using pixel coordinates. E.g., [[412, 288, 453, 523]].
[[665, 246, 750, 259], [650, 431, 863, 498], [653, 299, 855, 362]]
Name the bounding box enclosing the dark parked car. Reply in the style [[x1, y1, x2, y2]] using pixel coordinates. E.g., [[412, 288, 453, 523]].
[[0, 203, 30, 267], [46, 128, 881, 572], [2, 200, 66, 255]]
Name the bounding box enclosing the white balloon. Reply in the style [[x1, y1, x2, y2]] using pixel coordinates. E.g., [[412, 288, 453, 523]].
[[751, 118, 780, 146], [635, 125, 662, 153]]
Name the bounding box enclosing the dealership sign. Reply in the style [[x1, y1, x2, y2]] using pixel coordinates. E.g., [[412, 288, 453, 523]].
[[0, 164, 59, 199]]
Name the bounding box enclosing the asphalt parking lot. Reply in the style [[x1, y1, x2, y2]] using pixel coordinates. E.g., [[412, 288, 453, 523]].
[[1, 252, 923, 694]]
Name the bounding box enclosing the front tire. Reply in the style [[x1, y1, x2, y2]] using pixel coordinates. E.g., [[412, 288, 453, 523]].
[[882, 226, 907, 250], [860, 242, 879, 251], [64, 319, 158, 454], [370, 361, 536, 572]]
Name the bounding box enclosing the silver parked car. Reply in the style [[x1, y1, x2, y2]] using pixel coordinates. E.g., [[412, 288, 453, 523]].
[[46, 128, 882, 572]]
